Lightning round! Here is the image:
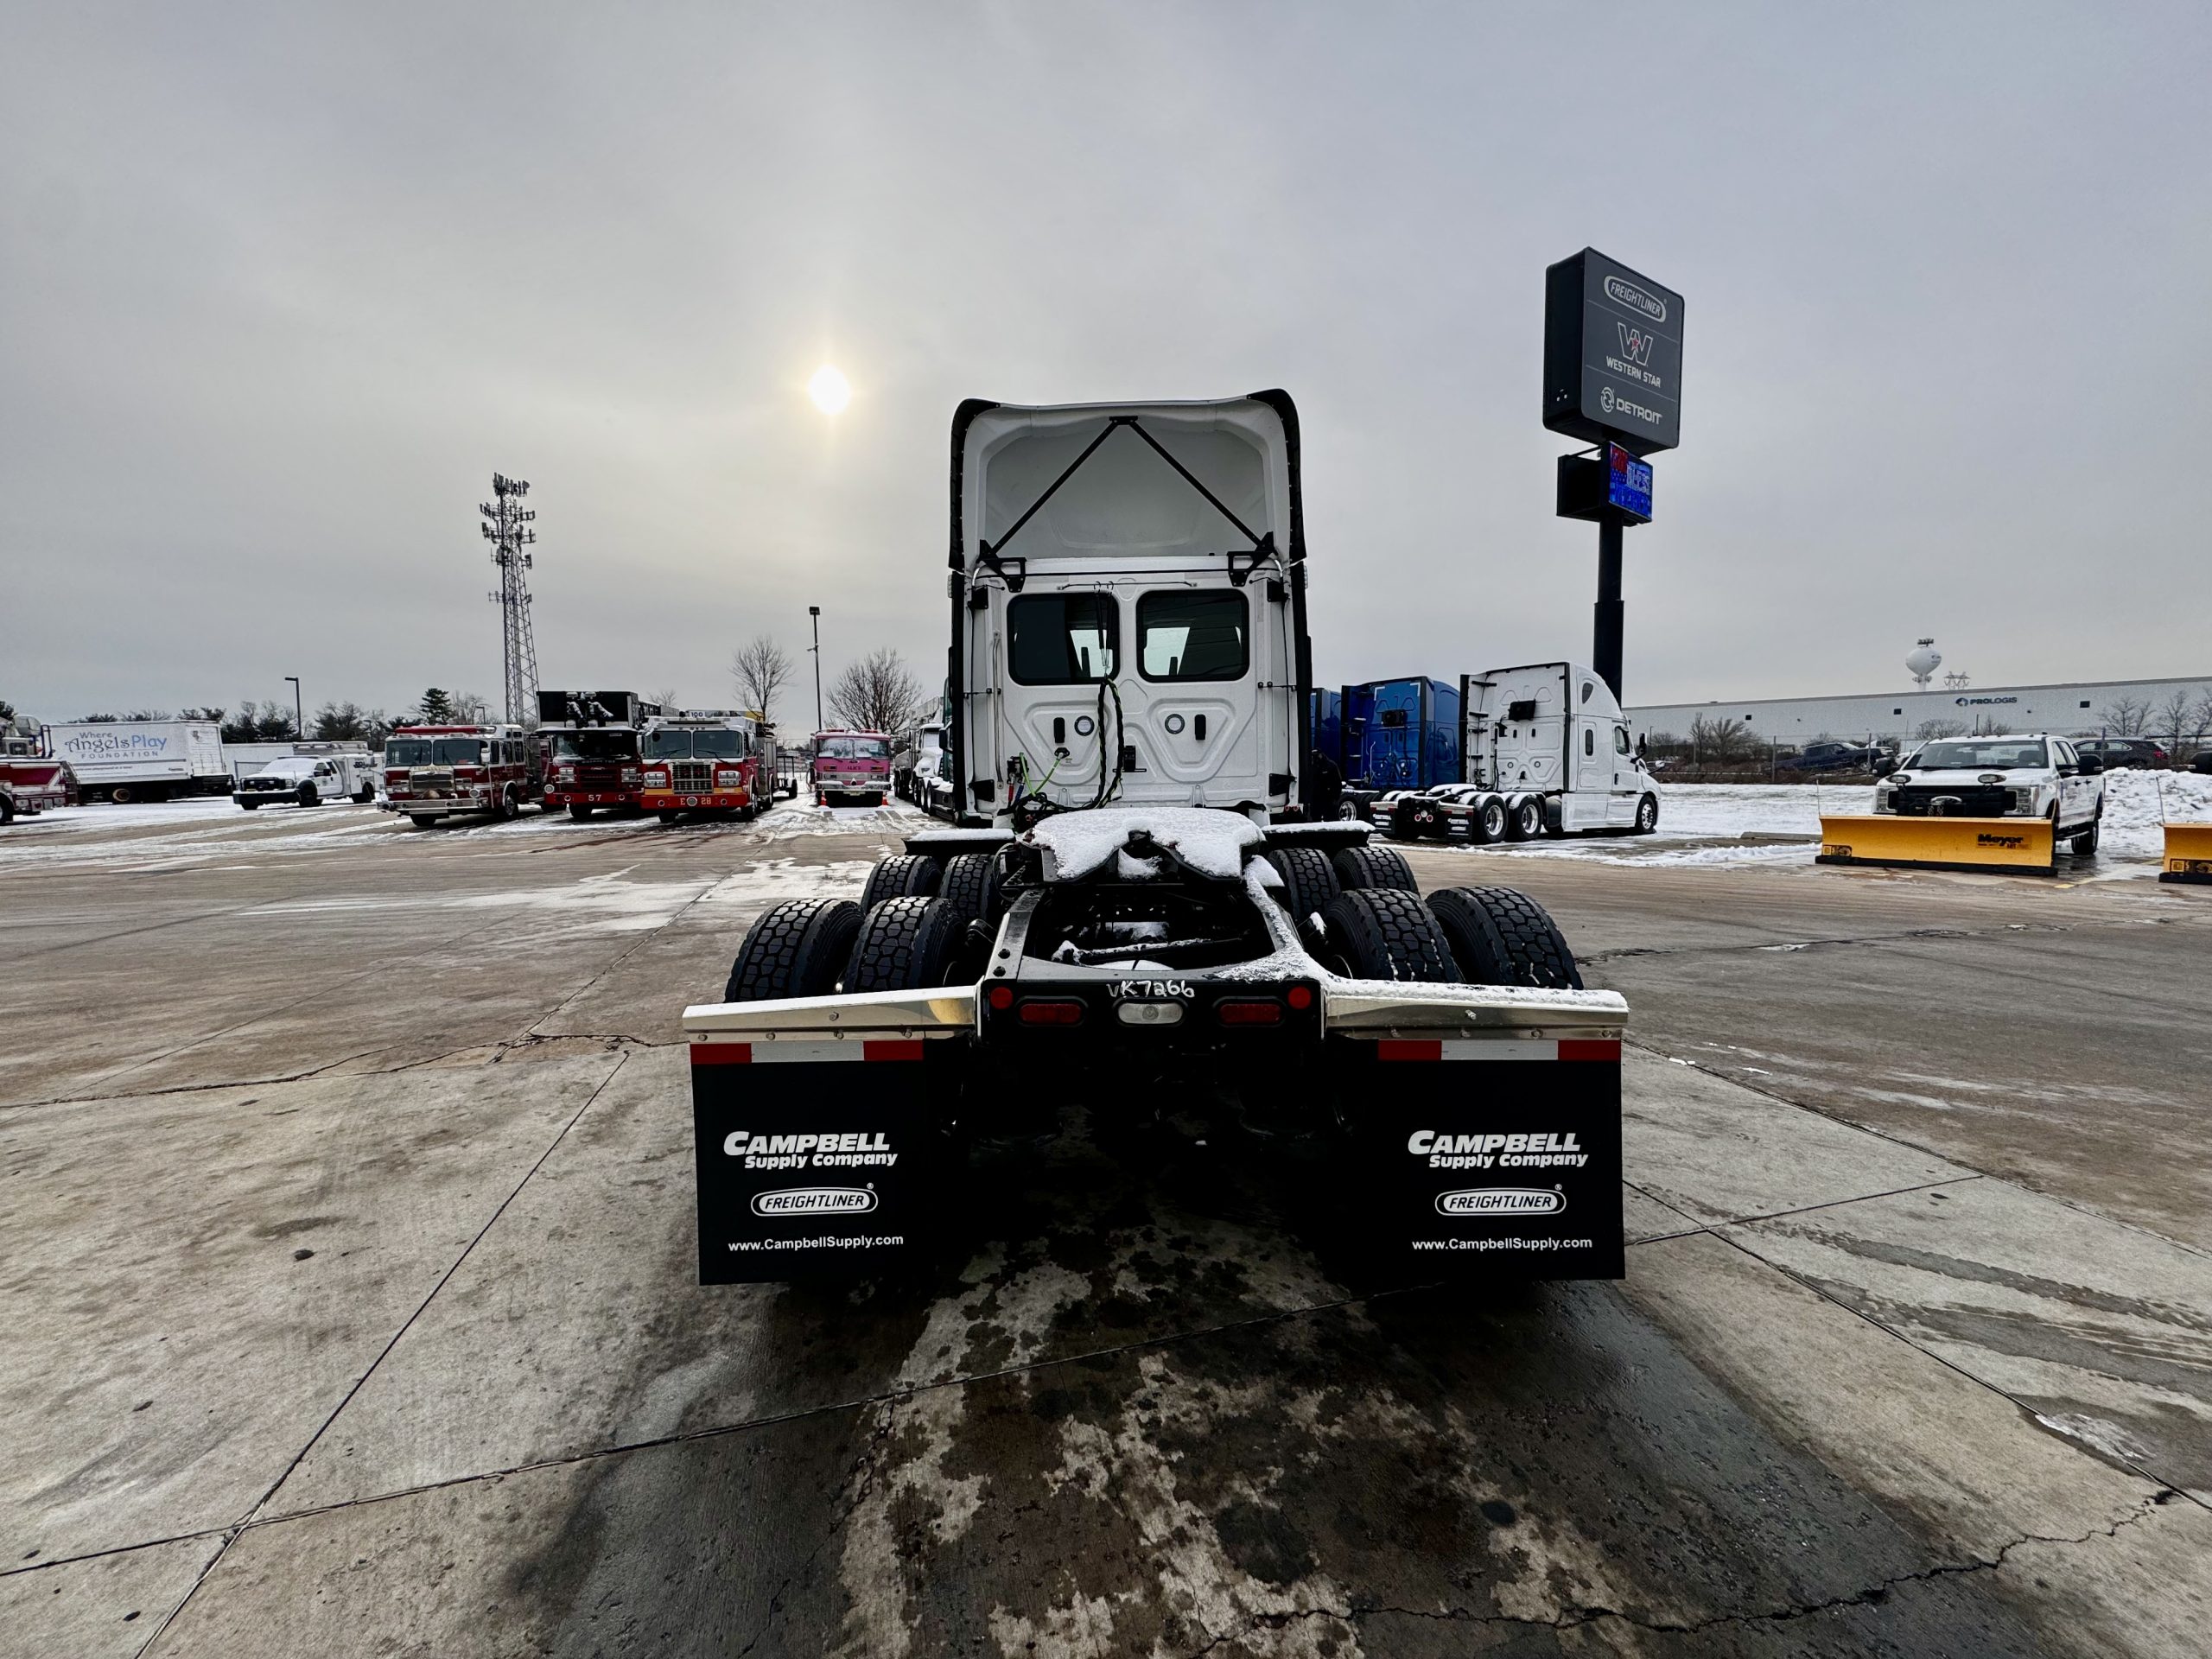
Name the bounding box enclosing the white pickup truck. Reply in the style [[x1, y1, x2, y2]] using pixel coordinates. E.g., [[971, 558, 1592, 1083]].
[[233, 751, 379, 809], [1873, 734, 2105, 854]]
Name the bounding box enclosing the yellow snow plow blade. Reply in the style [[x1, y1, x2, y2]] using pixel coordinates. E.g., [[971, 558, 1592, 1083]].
[[2161, 822, 2212, 886], [1816, 814, 2056, 875]]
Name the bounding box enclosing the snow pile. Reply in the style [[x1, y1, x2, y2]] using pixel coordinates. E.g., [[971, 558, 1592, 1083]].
[[1427, 772, 2212, 873], [2097, 769, 2212, 863], [1024, 805, 1260, 880]]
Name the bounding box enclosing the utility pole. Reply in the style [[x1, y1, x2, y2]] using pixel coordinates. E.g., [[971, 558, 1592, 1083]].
[[809, 606, 823, 730], [284, 676, 302, 741], [480, 474, 540, 728]]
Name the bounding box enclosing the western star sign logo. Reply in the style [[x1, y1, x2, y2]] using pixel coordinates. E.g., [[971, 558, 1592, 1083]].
[[1616, 323, 1657, 367]]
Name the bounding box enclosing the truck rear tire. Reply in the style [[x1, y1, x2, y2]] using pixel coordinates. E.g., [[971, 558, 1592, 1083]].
[[354, 785, 375, 804], [1427, 887, 1583, 991], [936, 851, 1002, 931], [843, 896, 963, 992], [860, 853, 942, 911], [1331, 843, 1417, 893], [1264, 847, 1341, 930], [410, 815, 436, 830], [1315, 888, 1459, 983], [569, 804, 594, 820], [1505, 797, 1542, 841], [238, 799, 260, 810], [1467, 796, 1507, 844], [723, 898, 865, 1001]]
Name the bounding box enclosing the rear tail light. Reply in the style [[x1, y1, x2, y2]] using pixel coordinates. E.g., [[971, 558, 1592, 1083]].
[[1216, 999, 1284, 1026], [1017, 1000, 1084, 1026]]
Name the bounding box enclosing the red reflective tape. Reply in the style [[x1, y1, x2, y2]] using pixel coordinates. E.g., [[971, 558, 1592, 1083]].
[[1560, 1039, 1621, 1062], [1376, 1039, 1443, 1063], [690, 1042, 752, 1065], [863, 1039, 925, 1062]]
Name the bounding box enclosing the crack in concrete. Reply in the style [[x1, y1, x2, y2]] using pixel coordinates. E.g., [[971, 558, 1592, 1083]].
[[732, 1409, 900, 1657], [1631, 1040, 2212, 1267], [127, 1052, 635, 1657], [1180, 1490, 2183, 1654]]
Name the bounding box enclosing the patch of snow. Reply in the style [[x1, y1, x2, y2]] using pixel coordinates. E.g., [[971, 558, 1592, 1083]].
[[1026, 804, 1261, 881]]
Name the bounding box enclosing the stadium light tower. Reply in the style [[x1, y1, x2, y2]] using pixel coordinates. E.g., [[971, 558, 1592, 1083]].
[[480, 474, 540, 727]]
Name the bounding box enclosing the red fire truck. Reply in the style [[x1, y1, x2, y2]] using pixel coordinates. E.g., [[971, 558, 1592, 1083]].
[[639, 711, 765, 822], [539, 691, 661, 819], [810, 728, 893, 806], [382, 724, 545, 828]]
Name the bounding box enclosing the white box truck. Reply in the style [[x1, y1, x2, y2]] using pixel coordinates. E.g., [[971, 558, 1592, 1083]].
[[41, 721, 228, 803]]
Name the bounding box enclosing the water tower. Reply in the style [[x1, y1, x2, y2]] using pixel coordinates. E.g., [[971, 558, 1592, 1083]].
[[1905, 639, 1942, 690]]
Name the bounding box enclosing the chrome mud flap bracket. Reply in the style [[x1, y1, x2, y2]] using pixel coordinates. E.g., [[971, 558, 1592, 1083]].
[[1325, 983, 1628, 1281]]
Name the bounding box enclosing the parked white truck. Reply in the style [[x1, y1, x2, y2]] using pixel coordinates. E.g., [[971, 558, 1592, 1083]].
[[41, 721, 228, 804], [1384, 664, 1659, 842], [683, 393, 1629, 1289], [233, 747, 380, 809]]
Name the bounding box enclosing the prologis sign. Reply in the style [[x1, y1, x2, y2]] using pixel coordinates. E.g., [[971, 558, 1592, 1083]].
[[1543, 249, 1684, 454]]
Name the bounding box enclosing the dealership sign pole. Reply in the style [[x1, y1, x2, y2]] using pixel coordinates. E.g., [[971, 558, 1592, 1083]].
[[1544, 249, 1683, 703]]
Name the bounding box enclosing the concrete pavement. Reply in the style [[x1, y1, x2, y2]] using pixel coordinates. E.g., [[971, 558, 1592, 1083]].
[[3, 798, 2209, 1656]]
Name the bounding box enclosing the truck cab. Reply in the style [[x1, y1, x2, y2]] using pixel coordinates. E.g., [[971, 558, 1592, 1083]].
[[233, 750, 376, 809], [810, 731, 893, 807], [1403, 663, 1661, 841], [949, 396, 1308, 823], [539, 691, 659, 819], [640, 713, 761, 821], [1875, 734, 2104, 852], [382, 724, 539, 827]]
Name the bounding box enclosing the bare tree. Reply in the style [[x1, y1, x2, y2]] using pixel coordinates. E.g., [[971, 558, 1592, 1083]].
[[2097, 695, 2150, 737], [2192, 690, 2212, 760], [828, 648, 924, 735], [731, 635, 793, 728], [451, 690, 492, 724], [2153, 688, 2196, 755], [1914, 718, 1968, 741], [1688, 711, 1757, 764]]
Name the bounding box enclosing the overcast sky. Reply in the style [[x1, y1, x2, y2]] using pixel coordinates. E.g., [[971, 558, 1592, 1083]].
[[4, 3, 2207, 727]]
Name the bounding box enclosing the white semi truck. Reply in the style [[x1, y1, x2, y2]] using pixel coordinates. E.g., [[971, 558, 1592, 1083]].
[[683, 393, 1628, 1287], [40, 721, 228, 803], [1381, 664, 1661, 842]]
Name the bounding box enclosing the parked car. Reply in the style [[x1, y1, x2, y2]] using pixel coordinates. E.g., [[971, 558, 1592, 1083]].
[[1777, 740, 1889, 775], [2075, 738, 2169, 769], [2190, 749, 2212, 776]]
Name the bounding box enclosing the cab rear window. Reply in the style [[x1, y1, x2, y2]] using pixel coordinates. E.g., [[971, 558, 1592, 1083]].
[[1009, 594, 1118, 684], [1138, 591, 1247, 682]]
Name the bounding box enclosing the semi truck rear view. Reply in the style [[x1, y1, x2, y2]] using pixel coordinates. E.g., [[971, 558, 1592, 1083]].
[[683, 393, 1628, 1288]]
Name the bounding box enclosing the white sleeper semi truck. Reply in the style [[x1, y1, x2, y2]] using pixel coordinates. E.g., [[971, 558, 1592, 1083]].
[[684, 394, 1628, 1286], [1385, 664, 1660, 842]]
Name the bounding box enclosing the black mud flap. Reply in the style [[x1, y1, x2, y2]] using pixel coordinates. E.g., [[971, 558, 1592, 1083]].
[[1354, 1036, 1624, 1280], [690, 1038, 947, 1283]]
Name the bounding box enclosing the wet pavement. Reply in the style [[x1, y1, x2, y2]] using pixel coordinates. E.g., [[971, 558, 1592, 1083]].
[[3, 798, 2209, 1656]]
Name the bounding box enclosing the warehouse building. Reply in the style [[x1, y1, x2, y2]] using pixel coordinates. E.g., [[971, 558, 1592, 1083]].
[[1627, 673, 2212, 752]]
